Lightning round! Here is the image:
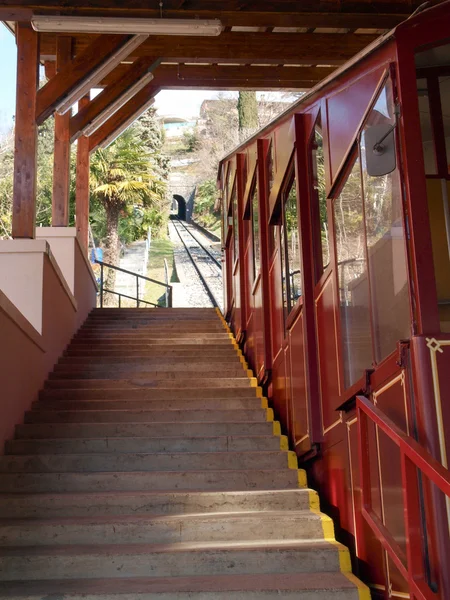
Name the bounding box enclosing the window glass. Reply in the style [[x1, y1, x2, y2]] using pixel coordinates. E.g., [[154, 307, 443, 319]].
[[361, 80, 411, 362], [251, 182, 260, 278], [232, 186, 239, 262], [438, 76, 450, 173], [311, 118, 330, 279], [284, 176, 302, 311], [334, 158, 373, 388], [280, 223, 288, 321], [417, 78, 438, 174]]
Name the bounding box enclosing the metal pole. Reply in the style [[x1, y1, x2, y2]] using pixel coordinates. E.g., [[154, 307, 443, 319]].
[[136, 276, 139, 308], [164, 258, 169, 307], [100, 263, 104, 308]]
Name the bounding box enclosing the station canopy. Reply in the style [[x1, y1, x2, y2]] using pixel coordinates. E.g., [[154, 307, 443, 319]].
[[1, 0, 433, 152]]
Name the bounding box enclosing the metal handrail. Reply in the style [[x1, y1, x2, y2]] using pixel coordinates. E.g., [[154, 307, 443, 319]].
[[95, 259, 173, 308], [356, 396, 450, 600]]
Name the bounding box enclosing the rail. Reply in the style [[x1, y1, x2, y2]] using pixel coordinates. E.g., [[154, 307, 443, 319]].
[[95, 259, 173, 308], [356, 396, 450, 600], [171, 218, 221, 308], [174, 218, 222, 268]]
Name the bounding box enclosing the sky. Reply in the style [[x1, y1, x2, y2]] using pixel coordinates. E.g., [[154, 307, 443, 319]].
[[0, 24, 17, 134], [0, 23, 291, 134]]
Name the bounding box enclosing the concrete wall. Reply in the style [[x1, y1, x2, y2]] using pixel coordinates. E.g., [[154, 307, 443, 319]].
[[0, 236, 97, 453]]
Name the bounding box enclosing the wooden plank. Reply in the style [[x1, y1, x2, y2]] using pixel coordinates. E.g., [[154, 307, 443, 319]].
[[52, 36, 73, 227], [88, 83, 160, 153], [75, 95, 91, 253], [0, 5, 413, 29], [36, 33, 129, 124], [99, 64, 336, 89], [69, 56, 161, 142], [40, 31, 379, 65], [12, 23, 39, 239]]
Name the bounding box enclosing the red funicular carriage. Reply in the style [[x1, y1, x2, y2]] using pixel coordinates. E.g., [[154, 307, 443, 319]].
[[219, 3, 450, 598]]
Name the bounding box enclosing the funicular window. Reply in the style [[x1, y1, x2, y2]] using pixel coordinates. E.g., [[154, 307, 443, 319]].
[[334, 158, 373, 388], [334, 78, 411, 389], [251, 180, 260, 279], [360, 79, 410, 363], [231, 184, 239, 263], [415, 42, 450, 331], [279, 167, 302, 319], [310, 116, 330, 281]]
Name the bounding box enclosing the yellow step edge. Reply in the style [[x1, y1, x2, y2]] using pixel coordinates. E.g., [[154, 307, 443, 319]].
[[266, 407, 274, 422], [261, 397, 269, 409], [255, 386, 263, 398], [342, 573, 372, 600], [329, 540, 352, 572], [272, 421, 281, 436], [250, 377, 258, 388], [279, 435, 288, 450], [308, 490, 320, 511], [297, 469, 308, 488], [287, 451, 298, 470]]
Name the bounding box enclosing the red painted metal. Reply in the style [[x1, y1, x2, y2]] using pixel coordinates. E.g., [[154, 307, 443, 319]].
[[219, 4, 450, 596], [357, 395, 450, 600]]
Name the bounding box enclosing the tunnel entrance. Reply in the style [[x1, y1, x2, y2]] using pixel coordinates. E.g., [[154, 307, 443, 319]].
[[173, 195, 187, 221]]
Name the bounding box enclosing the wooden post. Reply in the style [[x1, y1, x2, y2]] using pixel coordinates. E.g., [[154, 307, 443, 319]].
[[75, 95, 90, 253], [52, 36, 73, 227], [12, 22, 39, 239]]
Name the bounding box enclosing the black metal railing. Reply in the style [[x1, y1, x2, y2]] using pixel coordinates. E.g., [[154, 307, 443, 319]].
[[95, 260, 173, 308]]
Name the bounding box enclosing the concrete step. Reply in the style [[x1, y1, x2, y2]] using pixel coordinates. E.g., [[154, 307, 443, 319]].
[[74, 332, 229, 339], [52, 363, 244, 376], [0, 511, 328, 546], [15, 421, 276, 440], [24, 409, 267, 424], [0, 540, 344, 581], [64, 348, 238, 358], [39, 388, 260, 400], [68, 339, 232, 348], [46, 370, 247, 383], [0, 451, 293, 473], [0, 572, 362, 599], [0, 489, 315, 519], [77, 326, 225, 334], [0, 469, 301, 493], [57, 354, 239, 365], [5, 435, 284, 455], [43, 378, 253, 390], [32, 397, 264, 411]]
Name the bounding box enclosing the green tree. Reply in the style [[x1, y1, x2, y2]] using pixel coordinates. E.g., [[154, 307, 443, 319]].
[[237, 91, 258, 141], [90, 127, 165, 298]]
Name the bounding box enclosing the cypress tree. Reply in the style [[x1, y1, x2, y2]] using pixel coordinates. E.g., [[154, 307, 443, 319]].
[[237, 91, 258, 141]]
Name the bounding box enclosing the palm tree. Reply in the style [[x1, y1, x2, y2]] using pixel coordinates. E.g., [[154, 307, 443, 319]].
[[90, 127, 164, 302]]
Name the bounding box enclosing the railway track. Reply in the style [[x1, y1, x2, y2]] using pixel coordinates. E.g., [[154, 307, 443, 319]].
[[171, 217, 223, 310]]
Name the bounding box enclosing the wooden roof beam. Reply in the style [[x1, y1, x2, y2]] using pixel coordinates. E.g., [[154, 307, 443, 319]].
[[88, 82, 160, 153], [0, 7, 414, 29], [99, 64, 336, 88], [36, 33, 147, 124], [69, 55, 161, 142], [39, 31, 379, 65]]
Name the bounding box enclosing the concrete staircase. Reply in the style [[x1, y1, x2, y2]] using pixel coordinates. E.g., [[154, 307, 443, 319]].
[[0, 308, 369, 599]]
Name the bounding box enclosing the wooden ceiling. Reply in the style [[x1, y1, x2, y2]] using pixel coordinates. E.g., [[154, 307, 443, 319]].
[[1, 0, 435, 148]]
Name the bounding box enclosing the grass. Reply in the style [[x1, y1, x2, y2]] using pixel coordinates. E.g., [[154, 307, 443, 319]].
[[143, 238, 179, 307]]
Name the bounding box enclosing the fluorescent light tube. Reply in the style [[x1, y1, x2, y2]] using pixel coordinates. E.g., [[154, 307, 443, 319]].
[[81, 71, 154, 137], [97, 98, 156, 151], [32, 16, 223, 36], [55, 34, 148, 115]]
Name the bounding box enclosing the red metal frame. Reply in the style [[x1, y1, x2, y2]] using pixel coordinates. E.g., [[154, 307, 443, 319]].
[[357, 395, 450, 600]]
